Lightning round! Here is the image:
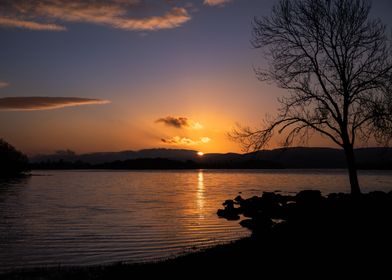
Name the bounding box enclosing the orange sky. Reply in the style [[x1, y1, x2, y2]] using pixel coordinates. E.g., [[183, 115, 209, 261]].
[[1, 0, 390, 155]]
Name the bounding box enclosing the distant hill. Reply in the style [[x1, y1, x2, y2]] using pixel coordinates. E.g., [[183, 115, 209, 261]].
[[248, 147, 392, 169], [30, 147, 392, 170], [31, 148, 199, 164]]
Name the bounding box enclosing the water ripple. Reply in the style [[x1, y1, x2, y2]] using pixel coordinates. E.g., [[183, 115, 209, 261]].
[[1, 169, 392, 271]]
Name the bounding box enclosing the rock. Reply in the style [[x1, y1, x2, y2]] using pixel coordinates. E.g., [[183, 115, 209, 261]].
[[223, 199, 235, 207], [234, 195, 244, 203], [260, 192, 283, 217], [217, 209, 240, 220], [261, 191, 279, 201], [239, 219, 254, 229], [367, 191, 389, 202], [217, 209, 225, 217], [239, 213, 273, 233], [240, 196, 263, 217], [226, 215, 240, 221], [296, 190, 323, 205], [219, 190, 392, 243], [253, 213, 273, 228]]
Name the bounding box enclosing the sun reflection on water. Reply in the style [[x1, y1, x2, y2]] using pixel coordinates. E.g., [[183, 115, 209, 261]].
[[196, 170, 205, 218]]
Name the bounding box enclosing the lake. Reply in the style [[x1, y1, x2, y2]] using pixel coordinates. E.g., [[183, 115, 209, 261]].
[[1, 169, 392, 271]]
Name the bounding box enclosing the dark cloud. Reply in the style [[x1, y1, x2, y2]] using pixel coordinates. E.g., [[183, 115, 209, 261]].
[[161, 136, 211, 145], [156, 116, 189, 128], [155, 116, 203, 129], [0, 96, 110, 111]]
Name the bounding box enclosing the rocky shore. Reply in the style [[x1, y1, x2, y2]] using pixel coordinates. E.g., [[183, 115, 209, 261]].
[[217, 190, 392, 238]]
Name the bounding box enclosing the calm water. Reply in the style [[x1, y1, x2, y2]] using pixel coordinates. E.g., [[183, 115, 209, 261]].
[[1, 169, 392, 271]]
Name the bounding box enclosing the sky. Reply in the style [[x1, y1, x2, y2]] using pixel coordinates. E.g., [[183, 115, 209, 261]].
[[0, 0, 392, 155]]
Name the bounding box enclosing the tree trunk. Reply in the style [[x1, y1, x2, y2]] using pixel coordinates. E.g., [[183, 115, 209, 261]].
[[343, 145, 361, 195]]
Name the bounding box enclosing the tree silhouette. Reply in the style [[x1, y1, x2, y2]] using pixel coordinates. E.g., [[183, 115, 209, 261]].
[[231, 0, 392, 195], [0, 139, 29, 177]]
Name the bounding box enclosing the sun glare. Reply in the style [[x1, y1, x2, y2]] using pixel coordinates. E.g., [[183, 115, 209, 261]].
[[197, 151, 204, 156]]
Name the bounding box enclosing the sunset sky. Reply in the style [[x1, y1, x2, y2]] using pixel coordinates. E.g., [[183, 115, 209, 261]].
[[1, 0, 392, 155]]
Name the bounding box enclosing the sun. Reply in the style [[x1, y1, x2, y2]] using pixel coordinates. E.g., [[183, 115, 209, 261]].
[[197, 151, 204, 156]]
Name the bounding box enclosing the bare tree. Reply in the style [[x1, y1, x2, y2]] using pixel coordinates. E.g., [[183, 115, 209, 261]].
[[231, 0, 392, 195]]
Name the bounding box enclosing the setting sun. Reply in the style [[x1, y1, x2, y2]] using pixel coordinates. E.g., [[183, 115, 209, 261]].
[[197, 151, 204, 156]]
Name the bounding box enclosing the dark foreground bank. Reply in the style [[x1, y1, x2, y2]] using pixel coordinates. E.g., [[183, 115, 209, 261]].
[[2, 190, 392, 279]]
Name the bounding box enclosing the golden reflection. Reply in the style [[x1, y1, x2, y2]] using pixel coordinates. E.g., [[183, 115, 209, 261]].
[[196, 169, 205, 218]]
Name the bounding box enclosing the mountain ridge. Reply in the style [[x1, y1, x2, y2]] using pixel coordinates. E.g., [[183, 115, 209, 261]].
[[30, 147, 392, 169]]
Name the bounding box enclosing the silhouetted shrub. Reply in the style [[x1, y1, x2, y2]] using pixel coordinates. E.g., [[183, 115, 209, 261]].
[[0, 139, 29, 177]]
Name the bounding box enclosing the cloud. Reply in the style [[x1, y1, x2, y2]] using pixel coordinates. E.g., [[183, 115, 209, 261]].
[[0, 81, 10, 88], [204, 0, 232, 6], [156, 116, 189, 128], [115, 7, 190, 31], [156, 116, 203, 129], [0, 17, 66, 31], [0, 1, 191, 31], [161, 136, 211, 145], [0, 97, 110, 111]]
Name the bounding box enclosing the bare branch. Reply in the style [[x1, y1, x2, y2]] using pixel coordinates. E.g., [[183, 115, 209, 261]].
[[238, 0, 392, 153]]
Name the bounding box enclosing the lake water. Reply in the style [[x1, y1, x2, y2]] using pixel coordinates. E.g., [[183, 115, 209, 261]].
[[1, 169, 392, 271]]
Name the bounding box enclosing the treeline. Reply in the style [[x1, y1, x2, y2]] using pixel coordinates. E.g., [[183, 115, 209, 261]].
[[30, 158, 392, 170], [0, 139, 29, 178], [30, 158, 284, 170]]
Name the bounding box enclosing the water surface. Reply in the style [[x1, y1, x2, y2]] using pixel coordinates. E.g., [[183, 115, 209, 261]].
[[1, 169, 392, 271]]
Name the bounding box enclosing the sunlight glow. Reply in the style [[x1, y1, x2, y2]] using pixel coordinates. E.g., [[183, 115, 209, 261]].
[[197, 151, 204, 156], [197, 170, 205, 217]]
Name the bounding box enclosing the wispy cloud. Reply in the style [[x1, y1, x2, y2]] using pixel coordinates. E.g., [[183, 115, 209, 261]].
[[115, 7, 190, 31], [0, 97, 110, 111], [156, 116, 203, 129], [0, 17, 66, 31], [204, 0, 232, 6], [0, 81, 10, 88], [161, 136, 211, 145], [0, 1, 191, 31]]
